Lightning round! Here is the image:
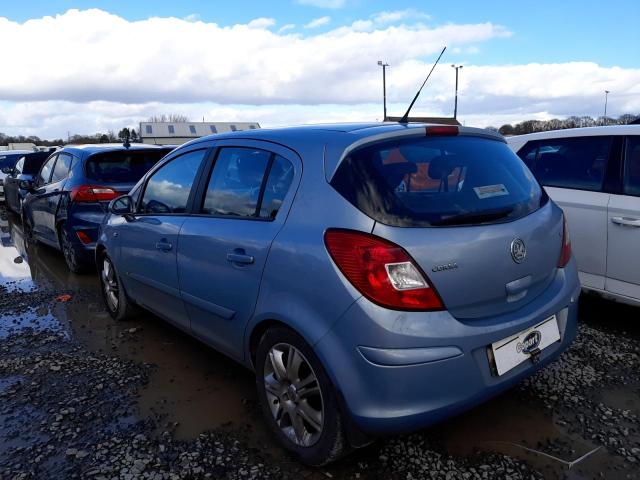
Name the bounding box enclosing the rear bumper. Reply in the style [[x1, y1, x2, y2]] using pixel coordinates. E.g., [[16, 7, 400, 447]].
[[314, 258, 580, 435]]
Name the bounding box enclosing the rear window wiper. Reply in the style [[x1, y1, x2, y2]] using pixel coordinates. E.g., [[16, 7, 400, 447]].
[[431, 207, 514, 226]]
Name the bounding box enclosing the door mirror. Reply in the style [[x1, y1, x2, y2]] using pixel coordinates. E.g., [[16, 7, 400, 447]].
[[1, 166, 12, 175], [19, 179, 35, 191], [109, 195, 134, 215]]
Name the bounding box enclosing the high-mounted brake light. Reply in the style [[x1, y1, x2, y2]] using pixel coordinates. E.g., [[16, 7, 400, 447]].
[[557, 216, 572, 268], [70, 185, 120, 203], [426, 125, 459, 136], [324, 229, 444, 311]]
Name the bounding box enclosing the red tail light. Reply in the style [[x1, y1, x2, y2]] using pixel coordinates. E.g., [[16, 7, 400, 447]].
[[557, 216, 572, 268], [426, 125, 459, 136], [76, 231, 92, 244], [70, 185, 120, 203], [324, 229, 444, 311]]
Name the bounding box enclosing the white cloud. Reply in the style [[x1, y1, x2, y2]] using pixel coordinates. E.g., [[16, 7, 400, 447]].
[[278, 23, 296, 33], [304, 16, 331, 29], [296, 0, 345, 9], [0, 9, 637, 139], [372, 9, 430, 25], [183, 13, 201, 22], [247, 17, 276, 29]]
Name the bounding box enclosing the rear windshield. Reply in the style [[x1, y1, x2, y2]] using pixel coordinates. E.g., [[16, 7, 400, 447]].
[[85, 150, 169, 183], [331, 135, 548, 227]]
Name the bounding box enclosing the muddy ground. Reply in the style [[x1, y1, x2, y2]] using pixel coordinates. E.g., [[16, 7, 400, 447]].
[[0, 206, 638, 480]]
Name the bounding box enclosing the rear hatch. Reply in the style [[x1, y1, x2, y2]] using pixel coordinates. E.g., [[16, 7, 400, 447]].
[[83, 148, 171, 209], [331, 130, 563, 319]]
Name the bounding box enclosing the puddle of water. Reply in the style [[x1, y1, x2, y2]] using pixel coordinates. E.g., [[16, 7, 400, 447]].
[[598, 386, 640, 416], [0, 375, 24, 394], [439, 389, 633, 479], [0, 308, 66, 339], [0, 214, 36, 292]]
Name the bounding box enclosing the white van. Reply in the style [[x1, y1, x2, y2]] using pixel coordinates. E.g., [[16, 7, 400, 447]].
[[508, 125, 640, 306]]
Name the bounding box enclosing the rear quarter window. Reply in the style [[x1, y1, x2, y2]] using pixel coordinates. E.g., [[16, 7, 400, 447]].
[[331, 135, 547, 227], [85, 150, 168, 183]]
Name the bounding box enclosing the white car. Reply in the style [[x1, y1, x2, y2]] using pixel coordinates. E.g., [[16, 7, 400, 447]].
[[508, 125, 640, 306]]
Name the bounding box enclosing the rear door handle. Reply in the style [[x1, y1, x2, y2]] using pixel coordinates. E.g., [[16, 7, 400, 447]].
[[155, 241, 173, 251], [611, 216, 640, 228], [227, 251, 254, 265]]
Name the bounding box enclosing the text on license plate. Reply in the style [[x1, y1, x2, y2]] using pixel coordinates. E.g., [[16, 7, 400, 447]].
[[490, 315, 560, 376]]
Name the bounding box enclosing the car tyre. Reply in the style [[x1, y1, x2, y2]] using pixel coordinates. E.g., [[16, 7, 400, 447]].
[[59, 224, 92, 274], [98, 253, 140, 321], [255, 326, 347, 466], [22, 213, 36, 245]]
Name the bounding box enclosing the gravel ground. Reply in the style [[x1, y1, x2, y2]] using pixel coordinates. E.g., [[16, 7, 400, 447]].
[[0, 214, 639, 479]]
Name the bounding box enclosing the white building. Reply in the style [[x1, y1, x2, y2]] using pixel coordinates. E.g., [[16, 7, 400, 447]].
[[0, 143, 38, 151], [139, 121, 260, 145]]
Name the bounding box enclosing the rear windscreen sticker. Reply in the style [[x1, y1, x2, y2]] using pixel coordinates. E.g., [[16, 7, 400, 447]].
[[473, 184, 509, 199]]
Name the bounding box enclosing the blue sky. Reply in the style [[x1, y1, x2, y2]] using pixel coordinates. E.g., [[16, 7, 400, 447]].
[[3, 0, 638, 67], [0, 0, 638, 138]]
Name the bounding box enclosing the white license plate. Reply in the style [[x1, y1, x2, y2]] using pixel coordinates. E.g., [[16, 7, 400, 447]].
[[490, 315, 561, 376]]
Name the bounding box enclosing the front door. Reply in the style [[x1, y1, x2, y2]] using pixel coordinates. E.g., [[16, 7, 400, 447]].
[[606, 136, 640, 301], [178, 142, 298, 359], [115, 148, 208, 330]]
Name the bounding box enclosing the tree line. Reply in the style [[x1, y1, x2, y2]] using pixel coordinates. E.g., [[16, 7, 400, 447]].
[[494, 114, 639, 136], [3, 113, 638, 146]]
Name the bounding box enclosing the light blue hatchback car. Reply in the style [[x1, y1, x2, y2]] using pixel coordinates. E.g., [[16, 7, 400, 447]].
[[97, 123, 580, 465]]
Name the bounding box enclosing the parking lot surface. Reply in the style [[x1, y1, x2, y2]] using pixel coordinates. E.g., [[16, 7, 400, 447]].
[[0, 206, 638, 479]]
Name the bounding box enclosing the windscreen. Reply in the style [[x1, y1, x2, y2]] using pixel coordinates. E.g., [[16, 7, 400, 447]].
[[23, 152, 51, 174], [85, 150, 169, 183], [331, 135, 547, 227], [0, 154, 21, 170]]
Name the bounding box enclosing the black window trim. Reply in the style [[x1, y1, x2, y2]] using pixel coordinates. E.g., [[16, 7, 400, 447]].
[[621, 135, 640, 198], [134, 147, 213, 217], [521, 135, 619, 194]]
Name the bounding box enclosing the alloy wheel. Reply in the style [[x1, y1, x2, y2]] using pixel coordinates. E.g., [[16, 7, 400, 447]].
[[263, 343, 324, 447], [101, 258, 119, 312]]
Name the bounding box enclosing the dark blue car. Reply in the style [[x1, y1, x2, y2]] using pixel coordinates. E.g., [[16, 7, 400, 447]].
[[22, 143, 173, 273]]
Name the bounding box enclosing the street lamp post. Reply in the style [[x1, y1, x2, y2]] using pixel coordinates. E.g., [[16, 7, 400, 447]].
[[377, 60, 389, 121], [451, 64, 463, 119], [604, 90, 610, 125]]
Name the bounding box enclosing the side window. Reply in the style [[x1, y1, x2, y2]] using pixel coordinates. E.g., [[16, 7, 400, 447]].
[[50, 154, 72, 183], [259, 155, 294, 219], [515, 142, 539, 169], [140, 149, 206, 214], [202, 147, 271, 217], [38, 155, 57, 185], [624, 136, 640, 196], [529, 136, 612, 192], [14, 157, 25, 175]]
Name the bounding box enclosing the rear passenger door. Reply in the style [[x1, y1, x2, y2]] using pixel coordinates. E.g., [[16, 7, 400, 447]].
[[42, 152, 73, 243], [606, 136, 640, 300], [178, 141, 299, 360], [28, 154, 57, 241], [517, 136, 613, 290]]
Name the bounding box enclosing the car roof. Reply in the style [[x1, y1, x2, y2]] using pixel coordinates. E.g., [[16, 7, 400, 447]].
[[0, 150, 34, 156], [181, 122, 503, 150], [59, 143, 173, 157], [506, 125, 640, 143]]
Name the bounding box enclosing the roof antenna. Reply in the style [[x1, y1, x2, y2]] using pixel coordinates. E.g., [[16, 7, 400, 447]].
[[398, 46, 446, 124]]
